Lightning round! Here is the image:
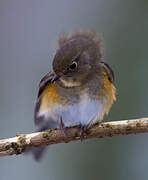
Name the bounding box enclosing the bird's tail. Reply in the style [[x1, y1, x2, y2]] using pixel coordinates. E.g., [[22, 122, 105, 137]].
[[25, 126, 49, 161], [30, 146, 47, 161]]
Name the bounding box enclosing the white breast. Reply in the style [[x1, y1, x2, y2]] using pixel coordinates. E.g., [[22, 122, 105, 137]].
[[39, 94, 107, 128]]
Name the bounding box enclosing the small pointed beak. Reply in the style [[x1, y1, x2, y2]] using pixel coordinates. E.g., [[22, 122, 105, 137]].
[[51, 73, 60, 83]]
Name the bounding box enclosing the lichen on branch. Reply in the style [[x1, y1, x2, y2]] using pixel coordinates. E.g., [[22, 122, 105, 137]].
[[0, 117, 148, 157]]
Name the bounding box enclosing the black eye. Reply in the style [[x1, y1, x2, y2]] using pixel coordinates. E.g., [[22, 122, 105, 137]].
[[69, 61, 77, 70]]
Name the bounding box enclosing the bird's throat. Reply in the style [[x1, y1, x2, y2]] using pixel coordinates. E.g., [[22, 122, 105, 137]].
[[59, 77, 81, 88]]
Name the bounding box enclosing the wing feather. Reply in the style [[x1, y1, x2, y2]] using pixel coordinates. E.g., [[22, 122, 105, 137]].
[[100, 61, 114, 83], [34, 71, 54, 125]]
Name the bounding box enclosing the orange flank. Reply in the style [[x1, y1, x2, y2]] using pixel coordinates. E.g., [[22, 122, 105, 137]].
[[39, 67, 115, 115], [40, 83, 60, 111], [101, 67, 116, 115]]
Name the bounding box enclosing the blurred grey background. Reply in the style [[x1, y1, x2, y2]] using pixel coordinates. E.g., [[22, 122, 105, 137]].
[[0, 0, 148, 180]]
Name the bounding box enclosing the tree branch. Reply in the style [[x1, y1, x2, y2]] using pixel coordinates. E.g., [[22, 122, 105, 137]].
[[0, 117, 148, 157]]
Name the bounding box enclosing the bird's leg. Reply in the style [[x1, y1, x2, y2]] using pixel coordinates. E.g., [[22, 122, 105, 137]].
[[80, 124, 89, 141], [59, 117, 67, 138]]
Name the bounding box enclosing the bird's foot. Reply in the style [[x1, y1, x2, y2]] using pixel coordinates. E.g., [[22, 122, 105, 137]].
[[79, 124, 89, 141], [59, 117, 67, 139]]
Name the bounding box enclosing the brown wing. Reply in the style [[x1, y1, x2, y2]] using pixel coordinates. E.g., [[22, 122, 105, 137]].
[[100, 61, 114, 83], [34, 71, 54, 126], [100, 60, 116, 115], [37, 71, 55, 97]]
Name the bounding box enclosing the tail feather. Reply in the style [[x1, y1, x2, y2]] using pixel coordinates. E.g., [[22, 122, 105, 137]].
[[31, 146, 47, 161], [25, 126, 49, 161]]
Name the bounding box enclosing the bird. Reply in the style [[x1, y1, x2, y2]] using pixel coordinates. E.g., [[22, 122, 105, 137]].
[[32, 30, 116, 160]]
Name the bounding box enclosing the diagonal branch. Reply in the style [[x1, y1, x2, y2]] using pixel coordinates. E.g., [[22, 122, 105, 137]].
[[0, 117, 148, 157]]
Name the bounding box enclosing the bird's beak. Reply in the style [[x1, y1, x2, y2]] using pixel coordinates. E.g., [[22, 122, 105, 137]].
[[51, 73, 60, 83]]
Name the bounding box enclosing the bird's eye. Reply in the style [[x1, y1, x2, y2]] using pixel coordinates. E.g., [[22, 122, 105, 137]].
[[69, 61, 77, 70]]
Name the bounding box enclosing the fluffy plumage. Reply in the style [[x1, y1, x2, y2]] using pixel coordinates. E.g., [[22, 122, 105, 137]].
[[32, 30, 116, 160]]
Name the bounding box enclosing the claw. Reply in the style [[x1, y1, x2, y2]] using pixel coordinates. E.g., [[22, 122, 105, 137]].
[[80, 125, 88, 141], [59, 117, 67, 139]]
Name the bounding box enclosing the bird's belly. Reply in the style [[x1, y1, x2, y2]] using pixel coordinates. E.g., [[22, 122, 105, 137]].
[[47, 95, 107, 127]]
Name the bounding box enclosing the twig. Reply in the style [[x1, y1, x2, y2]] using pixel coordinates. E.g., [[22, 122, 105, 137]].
[[0, 117, 148, 157]]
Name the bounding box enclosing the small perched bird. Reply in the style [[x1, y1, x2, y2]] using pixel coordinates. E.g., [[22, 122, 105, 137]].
[[33, 30, 116, 160]]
